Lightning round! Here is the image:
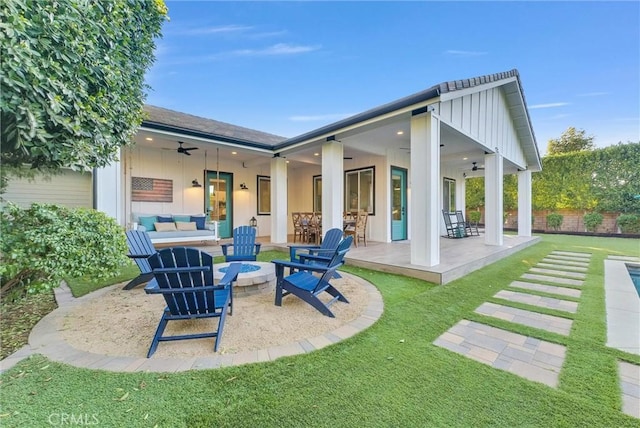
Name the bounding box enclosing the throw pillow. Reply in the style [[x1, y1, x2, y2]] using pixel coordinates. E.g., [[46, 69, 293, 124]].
[[176, 221, 197, 231], [173, 215, 191, 223], [154, 222, 177, 232], [190, 215, 206, 230], [139, 216, 157, 232], [157, 216, 174, 223]]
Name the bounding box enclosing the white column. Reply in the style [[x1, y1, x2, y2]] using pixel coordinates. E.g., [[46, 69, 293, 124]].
[[94, 161, 123, 225], [457, 174, 466, 217], [270, 156, 288, 243], [322, 141, 344, 235], [484, 153, 503, 246], [517, 169, 532, 237], [410, 111, 440, 266]]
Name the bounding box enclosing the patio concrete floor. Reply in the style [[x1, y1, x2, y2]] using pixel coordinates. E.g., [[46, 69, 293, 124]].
[[204, 232, 541, 285]]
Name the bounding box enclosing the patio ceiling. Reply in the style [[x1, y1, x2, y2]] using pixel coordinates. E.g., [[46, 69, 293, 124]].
[[134, 117, 522, 176]]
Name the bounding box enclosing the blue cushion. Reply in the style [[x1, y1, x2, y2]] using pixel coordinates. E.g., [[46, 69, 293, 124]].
[[173, 215, 191, 223], [138, 216, 157, 232], [191, 215, 206, 230], [157, 216, 173, 223]]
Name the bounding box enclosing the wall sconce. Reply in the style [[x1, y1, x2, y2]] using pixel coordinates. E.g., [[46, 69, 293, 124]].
[[239, 182, 248, 190], [191, 179, 202, 188]]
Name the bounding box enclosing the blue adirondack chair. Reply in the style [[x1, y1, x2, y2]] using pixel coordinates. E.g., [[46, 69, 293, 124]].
[[123, 230, 157, 290], [221, 225, 262, 262], [144, 247, 242, 357], [272, 235, 353, 317], [288, 227, 344, 263]]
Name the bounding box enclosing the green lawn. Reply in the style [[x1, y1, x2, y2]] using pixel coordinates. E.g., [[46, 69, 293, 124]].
[[1, 235, 639, 427]]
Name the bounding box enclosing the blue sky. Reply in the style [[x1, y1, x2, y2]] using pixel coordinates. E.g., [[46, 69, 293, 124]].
[[146, 1, 640, 150]]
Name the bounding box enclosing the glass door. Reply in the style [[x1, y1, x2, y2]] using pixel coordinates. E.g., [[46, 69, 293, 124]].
[[391, 166, 407, 240], [206, 171, 233, 239]]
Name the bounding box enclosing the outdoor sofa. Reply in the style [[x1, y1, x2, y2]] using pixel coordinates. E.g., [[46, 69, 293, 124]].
[[131, 212, 219, 244]]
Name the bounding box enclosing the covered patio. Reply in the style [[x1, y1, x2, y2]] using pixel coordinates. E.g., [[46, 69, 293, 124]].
[[193, 232, 541, 285]]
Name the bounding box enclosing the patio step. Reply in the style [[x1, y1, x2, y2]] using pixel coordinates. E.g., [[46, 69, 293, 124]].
[[493, 290, 578, 314], [475, 302, 573, 336], [521, 273, 584, 287], [536, 262, 588, 273], [541, 258, 590, 268], [529, 267, 587, 280], [545, 254, 592, 263], [434, 320, 566, 388], [551, 251, 592, 259], [618, 361, 640, 418], [509, 280, 582, 298]]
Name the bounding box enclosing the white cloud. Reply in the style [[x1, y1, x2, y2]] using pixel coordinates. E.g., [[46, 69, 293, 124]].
[[180, 25, 253, 35], [232, 43, 320, 56], [529, 102, 570, 109], [444, 50, 488, 57], [289, 113, 354, 122]]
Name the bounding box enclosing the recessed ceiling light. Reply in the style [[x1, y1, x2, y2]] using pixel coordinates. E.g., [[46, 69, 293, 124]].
[[231, 151, 237, 155], [145, 137, 153, 141], [286, 160, 290, 164], [314, 153, 319, 156], [397, 131, 404, 135], [463, 157, 468, 160]]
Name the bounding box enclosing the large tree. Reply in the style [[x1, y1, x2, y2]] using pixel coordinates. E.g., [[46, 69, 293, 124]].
[[546, 127, 595, 155], [0, 0, 167, 182]]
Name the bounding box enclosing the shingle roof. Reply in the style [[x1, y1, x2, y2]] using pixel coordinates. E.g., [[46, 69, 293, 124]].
[[142, 105, 287, 147]]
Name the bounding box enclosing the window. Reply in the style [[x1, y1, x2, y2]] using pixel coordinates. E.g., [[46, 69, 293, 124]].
[[257, 175, 270, 215], [345, 166, 375, 215], [443, 177, 456, 211], [313, 175, 322, 212]]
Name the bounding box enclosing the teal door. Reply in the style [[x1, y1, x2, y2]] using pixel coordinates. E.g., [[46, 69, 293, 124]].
[[391, 167, 407, 241], [206, 171, 233, 239]]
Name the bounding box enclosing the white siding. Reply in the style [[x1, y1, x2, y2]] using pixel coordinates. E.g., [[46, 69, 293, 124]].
[[440, 87, 526, 168], [3, 169, 92, 208]]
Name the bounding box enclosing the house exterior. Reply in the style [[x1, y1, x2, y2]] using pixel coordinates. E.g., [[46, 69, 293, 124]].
[[5, 69, 541, 269]]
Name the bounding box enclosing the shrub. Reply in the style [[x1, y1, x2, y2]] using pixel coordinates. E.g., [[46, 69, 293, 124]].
[[0, 203, 128, 295], [583, 212, 604, 232], [546, 213, 564, 231], [468, 211, 481, 224], [616, 214, 640, 234]]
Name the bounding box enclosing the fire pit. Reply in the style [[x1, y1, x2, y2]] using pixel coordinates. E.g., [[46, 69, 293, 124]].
[[214, 262, 276, 297]]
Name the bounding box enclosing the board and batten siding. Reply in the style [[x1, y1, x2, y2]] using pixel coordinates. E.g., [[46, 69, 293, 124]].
[[2, 169, 93, 208], [439, 87, 527, 169]]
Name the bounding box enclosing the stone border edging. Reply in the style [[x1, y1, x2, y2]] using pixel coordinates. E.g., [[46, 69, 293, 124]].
[[1, 273, 383, 373]]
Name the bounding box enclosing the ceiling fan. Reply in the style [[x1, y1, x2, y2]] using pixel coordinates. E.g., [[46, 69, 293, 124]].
[[471, 161, 485, 171], [176, 141, 198, 156]]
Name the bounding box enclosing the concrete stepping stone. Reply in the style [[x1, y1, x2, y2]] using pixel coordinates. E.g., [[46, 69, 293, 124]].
[[551, 251, 592, 259], [475, 302, 573, 335], [521, 273, 584, 287], [536, 262, 588, 273], [510, 281, 581, 298], [618, 361, 640, 418], [541, 258, 589, 268], [434, 320, 566, 387], [494, 290, 578, 313], [546, 254, 592, 263], [529, 267, 587, 279]]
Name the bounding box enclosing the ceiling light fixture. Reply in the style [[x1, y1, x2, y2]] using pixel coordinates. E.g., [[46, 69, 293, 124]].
[[145, 137, 153, 141], [397, 131, 404, 135]]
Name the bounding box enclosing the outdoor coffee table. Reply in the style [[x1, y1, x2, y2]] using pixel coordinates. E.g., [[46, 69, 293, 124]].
[[214, 262, 276, 297]]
